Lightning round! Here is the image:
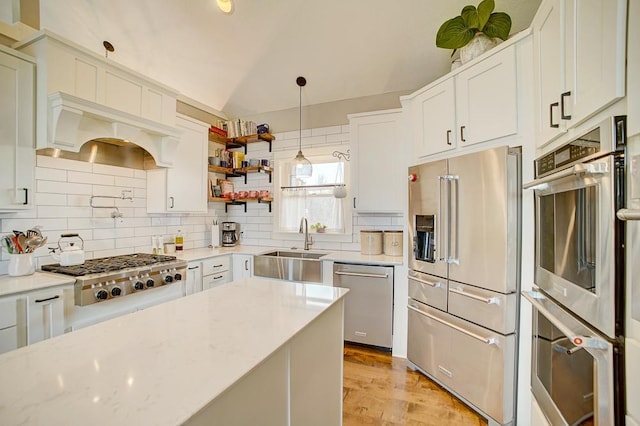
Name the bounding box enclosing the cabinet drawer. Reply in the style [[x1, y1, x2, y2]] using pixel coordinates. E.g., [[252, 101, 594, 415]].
[[407, 301, 515, 424], [448, 282, 516, 334], [0, 297, 18, 329], [203, 271, 232, 290], [408, 271, 447, 311], [202, 256, 231, 275]]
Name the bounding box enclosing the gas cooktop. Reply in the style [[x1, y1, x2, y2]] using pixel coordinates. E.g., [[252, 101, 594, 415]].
[[42, 253, 180, 276]]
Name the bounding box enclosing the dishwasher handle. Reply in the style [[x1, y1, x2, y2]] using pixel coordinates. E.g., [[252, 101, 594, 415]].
[[335, 270, 389, 279]]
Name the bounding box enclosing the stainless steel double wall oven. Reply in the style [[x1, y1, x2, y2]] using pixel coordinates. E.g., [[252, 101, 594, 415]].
[[524, 116, 627, 425]]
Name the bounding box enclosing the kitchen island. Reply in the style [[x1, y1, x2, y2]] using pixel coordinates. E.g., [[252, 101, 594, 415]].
[[0, 278, 348, 425]]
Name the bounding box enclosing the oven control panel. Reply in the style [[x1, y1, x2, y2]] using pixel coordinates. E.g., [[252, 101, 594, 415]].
[[536, 127, 601, 177]]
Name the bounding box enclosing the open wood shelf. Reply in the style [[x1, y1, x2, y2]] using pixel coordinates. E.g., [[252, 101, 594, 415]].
[[208, 197, 273, 213], [208, 165, 272, 183], [208, 130, 275, 153]]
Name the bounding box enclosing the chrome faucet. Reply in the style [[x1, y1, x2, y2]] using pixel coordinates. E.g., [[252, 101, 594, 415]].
[[299, 217, 313, 250]]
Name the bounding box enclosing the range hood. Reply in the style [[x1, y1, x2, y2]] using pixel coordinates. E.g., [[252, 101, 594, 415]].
[[46, 91, 182, 168]]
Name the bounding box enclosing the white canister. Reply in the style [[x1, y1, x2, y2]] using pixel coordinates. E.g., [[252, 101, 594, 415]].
[[8, 253, 36, 276], [360, 230, 383, 255], [383, 230, 403, 256]]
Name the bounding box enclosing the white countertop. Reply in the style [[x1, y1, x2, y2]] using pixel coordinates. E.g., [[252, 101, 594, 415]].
[[179, 245, 404, 266], [0, 278, 348, 425], [0, 272, 75, 297]]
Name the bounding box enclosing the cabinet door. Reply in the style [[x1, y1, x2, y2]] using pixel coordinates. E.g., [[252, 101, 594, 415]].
[[410, 79, 456, 158], [166, 115, 208, 212], [532, 0, 566, 146], [26, 287, 65, 345], [566, 0, 626, 126], [0, 295, 23, 354], [185, 262, 203, 296], [350, 110, 404, 213], [232, 254, 253, 280], [0, 48, 34, 210], [455, 46, 518, 146]]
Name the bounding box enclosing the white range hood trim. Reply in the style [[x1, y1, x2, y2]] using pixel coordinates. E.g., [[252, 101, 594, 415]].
[[48, 92, 181, 167]]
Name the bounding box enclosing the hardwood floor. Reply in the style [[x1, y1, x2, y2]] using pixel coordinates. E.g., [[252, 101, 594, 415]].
[[343, 344, 487, 426]]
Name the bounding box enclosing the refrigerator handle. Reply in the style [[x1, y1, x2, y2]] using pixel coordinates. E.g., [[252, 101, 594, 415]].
[[437, 176, 447, 262], [450, 175, 460, 264]]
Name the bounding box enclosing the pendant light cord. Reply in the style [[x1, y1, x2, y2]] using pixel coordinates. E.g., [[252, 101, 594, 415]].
[[296, 76, 306, 153]]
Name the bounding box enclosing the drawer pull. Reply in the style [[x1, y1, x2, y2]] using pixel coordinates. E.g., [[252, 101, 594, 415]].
[[35, 295, 60, 304], [407, 304, 498, 346], [408, 275, 443, 288], [188, 266, 200, 270], [213, 275, 224, 280], [438, 365, 453, 378], [450, 287, 500, 305], [335, 271, 388, 279], [213, 264, 224, 268]]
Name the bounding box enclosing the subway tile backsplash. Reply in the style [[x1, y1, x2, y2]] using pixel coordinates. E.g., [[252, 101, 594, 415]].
[[0, 125, 403, 275]]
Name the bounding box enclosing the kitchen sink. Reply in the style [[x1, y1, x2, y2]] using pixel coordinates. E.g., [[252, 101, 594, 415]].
[[253, 250, 327, 283], [260, 250, 327, 260]]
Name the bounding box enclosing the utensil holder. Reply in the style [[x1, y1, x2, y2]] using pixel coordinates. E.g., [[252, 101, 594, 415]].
[[8, 253, 36, 276]]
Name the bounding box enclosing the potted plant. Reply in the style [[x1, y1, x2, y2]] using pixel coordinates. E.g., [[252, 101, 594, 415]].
[[310, 223, 327, 233], [436, 0, 511, 65]]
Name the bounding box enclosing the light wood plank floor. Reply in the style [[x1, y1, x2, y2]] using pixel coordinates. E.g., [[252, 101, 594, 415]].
[[343, 344, 487, 426]]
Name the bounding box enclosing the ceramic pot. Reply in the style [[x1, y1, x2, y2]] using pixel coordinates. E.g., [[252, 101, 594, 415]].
[[8, 253, 35, 276], [460, 33, 500, 64]]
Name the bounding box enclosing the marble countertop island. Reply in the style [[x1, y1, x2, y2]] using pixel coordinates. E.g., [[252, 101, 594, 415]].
[[0, 279, 348, 425]]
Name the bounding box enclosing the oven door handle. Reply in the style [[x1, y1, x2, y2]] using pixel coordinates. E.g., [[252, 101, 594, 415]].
[[523, 163, 608, 190], [523, 291, 609, 351]]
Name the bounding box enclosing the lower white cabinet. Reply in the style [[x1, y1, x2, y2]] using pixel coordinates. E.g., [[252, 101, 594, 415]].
[[202, 256, 232, 290], [349, 109, 404, 214], [0, 295, 24, 354], [147, 114, 208, 213], [185, 261, 203, 296], [26, 287, 66, 345], [0, 46, 35, 211], [232, 254, 253, 280]]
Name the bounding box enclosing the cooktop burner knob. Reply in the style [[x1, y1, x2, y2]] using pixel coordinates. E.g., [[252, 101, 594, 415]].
[[146, 279, 155, 288], [111, 286, 122, 297], [134, 281, 144, 291], [174, 272, 182, 281], [164, 275, 174, 283], [95, 289, 108, 301]]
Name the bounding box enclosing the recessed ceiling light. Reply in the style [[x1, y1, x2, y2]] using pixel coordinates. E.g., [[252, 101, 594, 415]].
[[216, 0, 234, 14]]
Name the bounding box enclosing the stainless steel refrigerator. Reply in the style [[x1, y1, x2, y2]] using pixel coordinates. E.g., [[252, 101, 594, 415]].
[[407, 146, 521, 426]]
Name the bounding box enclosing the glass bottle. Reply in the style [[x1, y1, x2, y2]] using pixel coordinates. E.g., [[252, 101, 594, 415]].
[[175, 230, 184, 251]]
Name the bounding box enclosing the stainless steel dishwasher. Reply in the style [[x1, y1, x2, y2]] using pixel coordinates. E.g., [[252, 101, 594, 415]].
[[333, 263, 393, 350]]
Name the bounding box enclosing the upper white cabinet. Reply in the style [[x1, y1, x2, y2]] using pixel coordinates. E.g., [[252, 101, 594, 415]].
[[532, 0, 627, 147], [14, 30, 181, 167], [0, 46, 35, 211], [455, 46, 517, 146], [401, 38, 522, 160], [406, 79, 456, 158], [349, 109, 404, 214], [147, 115, 208, 213]]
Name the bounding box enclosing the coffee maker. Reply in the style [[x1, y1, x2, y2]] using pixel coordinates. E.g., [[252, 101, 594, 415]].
[[221, 222, 240, 247]]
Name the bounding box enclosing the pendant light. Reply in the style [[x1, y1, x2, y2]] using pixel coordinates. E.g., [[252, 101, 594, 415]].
[[293, 76, 312, 178]]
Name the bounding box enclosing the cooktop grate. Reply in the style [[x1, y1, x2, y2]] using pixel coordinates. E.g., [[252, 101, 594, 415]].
[[41, 253, 179, 276]]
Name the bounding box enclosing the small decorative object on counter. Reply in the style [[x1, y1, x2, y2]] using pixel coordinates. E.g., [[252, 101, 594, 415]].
[[383, 230, 404, 256], [360, 230, 383, 255], [175, 230, 184, 251]]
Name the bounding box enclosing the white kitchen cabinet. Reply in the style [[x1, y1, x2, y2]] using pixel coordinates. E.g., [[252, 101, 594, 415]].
[[0, 295, 25, 354], [147, 114, 208, 213], [202, 255, 232, 290], [404, 79, 456, 158], [26, 286, 66, 345], [349, 109, 405, 214], [401, 41, 520, 159], [184, 261, 203, 296], [455, 46, 517, 147], [0, 46, 35, 211], [232, 254, 253, 280], [532, 0, 626, 147]]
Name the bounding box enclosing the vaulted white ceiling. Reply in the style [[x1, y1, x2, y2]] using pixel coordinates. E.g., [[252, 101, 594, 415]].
[[39, 0, 541, 118]]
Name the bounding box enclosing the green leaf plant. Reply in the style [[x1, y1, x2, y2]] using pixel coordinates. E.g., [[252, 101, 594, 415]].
[[436, 0, 511, 52]]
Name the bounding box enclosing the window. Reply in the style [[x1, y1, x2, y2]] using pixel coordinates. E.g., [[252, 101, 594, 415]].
[[273, 145, 352, 241]]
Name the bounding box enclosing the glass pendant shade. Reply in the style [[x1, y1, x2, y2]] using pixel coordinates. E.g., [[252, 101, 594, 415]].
[[293, 76, 312, 178]]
